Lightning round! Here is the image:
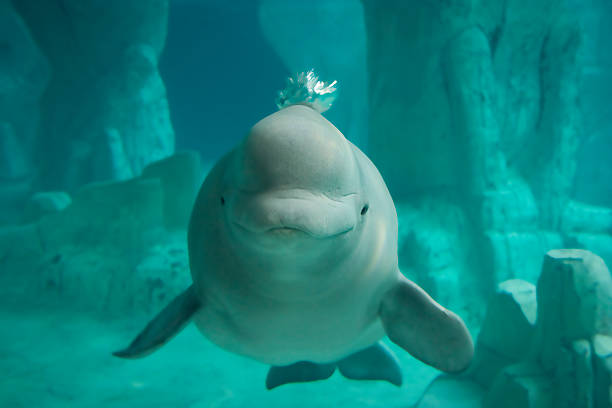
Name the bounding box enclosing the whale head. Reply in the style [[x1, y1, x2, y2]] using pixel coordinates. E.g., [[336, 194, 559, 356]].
[[222, 105, 369, 254]]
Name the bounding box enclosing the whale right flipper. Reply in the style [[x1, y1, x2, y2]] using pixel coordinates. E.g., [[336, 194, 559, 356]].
[[266, 361, 336, 390], [113, 285, 201, 359], [379, 275, 474, 373]]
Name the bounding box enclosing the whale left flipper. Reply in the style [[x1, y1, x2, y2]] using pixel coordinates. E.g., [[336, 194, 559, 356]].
[[379, 275, 474, 373], [113, 285, 201, 359]]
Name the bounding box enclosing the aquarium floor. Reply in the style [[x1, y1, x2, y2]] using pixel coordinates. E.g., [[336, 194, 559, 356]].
[[0, 300, 439, 408]]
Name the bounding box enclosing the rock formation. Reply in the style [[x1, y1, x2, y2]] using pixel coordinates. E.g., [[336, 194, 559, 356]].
[[417, 249, 612, 408], [10, 0, 175, 193], [0, 153, 201, 315], [362, 0, 612, 313]]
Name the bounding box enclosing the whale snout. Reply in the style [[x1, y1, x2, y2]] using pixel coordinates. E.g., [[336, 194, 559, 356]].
[[229, 189, 357, 240]]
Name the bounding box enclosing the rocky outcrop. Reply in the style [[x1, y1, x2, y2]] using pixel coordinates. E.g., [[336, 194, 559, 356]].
[[363, 0, 612, 313], [417, 249, 612, 408], [21, 191, 72, 224], [0, 152, 201, 315], [12, 0, 174, 191], [470, 279, 538, 388]]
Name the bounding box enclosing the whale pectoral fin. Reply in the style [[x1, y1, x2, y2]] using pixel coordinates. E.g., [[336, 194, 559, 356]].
[[266, 361, 336, 390], [337, 341, 402, 386], [113, 285, 201, 359], [379, 276, 474, 373]]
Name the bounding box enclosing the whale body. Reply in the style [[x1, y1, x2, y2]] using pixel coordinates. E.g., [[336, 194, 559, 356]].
[[114, 104, 474, 389]]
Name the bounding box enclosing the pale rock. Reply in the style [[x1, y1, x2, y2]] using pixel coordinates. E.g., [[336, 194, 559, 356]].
[[474, 250, 612, 408], [471, 280, 537, 387], [37, 177, 164, 254], [102, 43, 175, 175], [27, 176, 188, 314], [443, 25, 509, 195], [22, 191, 72, 223], [533, 249, 612, 372]]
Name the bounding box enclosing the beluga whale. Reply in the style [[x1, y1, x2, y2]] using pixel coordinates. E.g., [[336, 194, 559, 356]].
[[114, 70, 474, 389]]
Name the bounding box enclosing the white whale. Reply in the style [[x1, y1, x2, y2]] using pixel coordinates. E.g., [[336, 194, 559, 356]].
[[114, 104, 474, 389]]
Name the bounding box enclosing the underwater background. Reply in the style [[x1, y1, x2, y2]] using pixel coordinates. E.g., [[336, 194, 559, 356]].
[[1, 0, 612, 407]]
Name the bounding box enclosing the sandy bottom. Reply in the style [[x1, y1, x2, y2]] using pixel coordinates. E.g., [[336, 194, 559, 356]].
[[0, 301, 440, 408]]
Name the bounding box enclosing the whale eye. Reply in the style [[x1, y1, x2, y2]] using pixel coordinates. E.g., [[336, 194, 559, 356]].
[[361, 204, 369, 215], [220, 196, 225, 206]]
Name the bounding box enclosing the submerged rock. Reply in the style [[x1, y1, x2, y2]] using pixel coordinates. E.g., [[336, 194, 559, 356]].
[[37, 177, 165, 253], [22, 191, 72, 223], [13, 0, 174, 191], [482, 249, 612, 407], [418, 249, 612, 407], [471, 279, 537, 387], [0, 152, 205, 314]]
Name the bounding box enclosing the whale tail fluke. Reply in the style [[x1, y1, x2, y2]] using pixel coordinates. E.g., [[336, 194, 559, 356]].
[[113, 285, 201, 359], [266, 342, 402, 390]]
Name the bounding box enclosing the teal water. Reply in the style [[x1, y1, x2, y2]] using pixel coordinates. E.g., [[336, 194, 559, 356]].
[[0, 303, 438, 407], [1, 0, 612, 407]]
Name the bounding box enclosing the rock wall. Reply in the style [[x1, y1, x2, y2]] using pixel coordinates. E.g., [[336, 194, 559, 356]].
[[11, 0, 175, 192], [363, 0, 612, 309]]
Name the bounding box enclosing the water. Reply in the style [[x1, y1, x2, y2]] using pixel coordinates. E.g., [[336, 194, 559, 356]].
[[1, 1, 611, 407]]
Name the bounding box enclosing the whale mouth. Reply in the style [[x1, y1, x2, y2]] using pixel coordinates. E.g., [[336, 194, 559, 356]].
[[233, 221, 353, 240], [265, 225, 353, 238], [268, 226, 307, 234], [230, 189, 357, 240]]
